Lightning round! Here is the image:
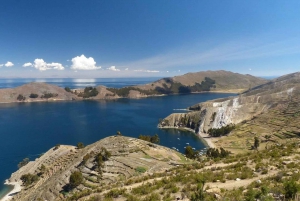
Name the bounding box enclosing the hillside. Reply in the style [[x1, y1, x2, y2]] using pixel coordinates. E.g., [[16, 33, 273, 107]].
[[137, 70, 267, 93], [0, 82, 78, 103], [6, 136, 191, 201], [159, 72, 300, 153], [106, 70, 268, 97], [0, 71, 267, 103], [6, 137, 300, 200]]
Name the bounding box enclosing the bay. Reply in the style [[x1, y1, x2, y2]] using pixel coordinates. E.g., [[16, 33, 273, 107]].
[[0, 78, 235, 197]]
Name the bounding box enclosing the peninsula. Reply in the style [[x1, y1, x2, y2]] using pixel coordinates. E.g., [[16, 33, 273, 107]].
[[0, 70, 267, 104]]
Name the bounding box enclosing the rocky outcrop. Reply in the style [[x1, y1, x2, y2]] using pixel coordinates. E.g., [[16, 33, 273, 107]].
[[159, 72, 300, 134]]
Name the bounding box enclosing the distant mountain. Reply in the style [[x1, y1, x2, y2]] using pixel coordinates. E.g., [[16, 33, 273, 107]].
[[107, 70, 268, 97], [0, 70, 268, 103]]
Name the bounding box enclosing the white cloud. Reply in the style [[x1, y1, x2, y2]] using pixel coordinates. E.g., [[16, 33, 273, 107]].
[[107, 66, 120, 71], [125, 68, 129, 70], [71, 55, 101, 70], [134, 69, 160, 73], [33, 59, 64, 71], [5, 61, 14, 67], [23, 62, 33, 67], [0, 64, 3, 67]]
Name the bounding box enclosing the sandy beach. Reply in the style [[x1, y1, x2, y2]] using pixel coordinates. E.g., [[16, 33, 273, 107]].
[[198, 132, 216, 148], [1, 180, 22, 201]]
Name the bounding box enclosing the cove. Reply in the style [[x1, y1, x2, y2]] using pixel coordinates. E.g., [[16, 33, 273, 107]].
[[0, 92, 235, 195]]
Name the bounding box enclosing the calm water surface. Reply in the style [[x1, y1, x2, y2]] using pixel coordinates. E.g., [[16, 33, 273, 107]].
[[0, 78, 236, 197]]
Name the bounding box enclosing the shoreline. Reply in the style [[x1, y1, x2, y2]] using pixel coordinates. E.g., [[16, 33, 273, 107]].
[[158, 126, 216, 149], [1, 180, 22, 201]]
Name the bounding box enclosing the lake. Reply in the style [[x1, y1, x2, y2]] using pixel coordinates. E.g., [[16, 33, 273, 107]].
[[0, 78, 235, 198]]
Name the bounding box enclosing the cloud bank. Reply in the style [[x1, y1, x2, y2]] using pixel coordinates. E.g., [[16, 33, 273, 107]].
[[71, 55, 101, 70]]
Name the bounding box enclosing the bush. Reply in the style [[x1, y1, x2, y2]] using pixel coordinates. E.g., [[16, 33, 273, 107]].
[[77, 142, 84, 149], [41, 93, 58, 99], [17, 94, 26, 101], [135, 167, 147, 173], [69, 171, 83, 189], [138, 134, 160, 144], [29, 93, 38, 98], [20, 173, 39, 186], [65, 87, 72, 92]]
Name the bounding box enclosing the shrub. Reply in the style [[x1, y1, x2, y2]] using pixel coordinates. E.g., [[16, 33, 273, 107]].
[[69, 171, 83, 189], [135, 167, 147, 173], [17, 94, 26, 101], [65, 87, 72, 92], [77, 142, 84, 149], [20, 173, 39, 186], [29, 93, 38, 98]]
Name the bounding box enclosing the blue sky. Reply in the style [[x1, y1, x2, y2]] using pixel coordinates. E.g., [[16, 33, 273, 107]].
[[0, 0, 300, 78]]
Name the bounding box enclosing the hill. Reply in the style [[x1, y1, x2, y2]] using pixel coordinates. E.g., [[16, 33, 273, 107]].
[[0, 71, 267, 103], [106, 70, 268, 97], [159, 71, 300, 154]]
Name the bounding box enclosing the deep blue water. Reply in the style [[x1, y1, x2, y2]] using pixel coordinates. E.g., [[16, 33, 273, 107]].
[[0, 78, 235, 198]]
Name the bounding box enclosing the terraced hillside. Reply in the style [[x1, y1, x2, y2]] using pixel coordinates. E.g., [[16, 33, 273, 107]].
[[159, 72, 300, 153], [8, 136, 191, 201]]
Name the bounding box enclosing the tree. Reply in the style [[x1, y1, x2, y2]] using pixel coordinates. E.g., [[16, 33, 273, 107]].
[[69, 171, 83, 189], [185, 146, 196, 159], [77, 142, 85, 149], [29, 93, 38, 98], [116, 131, 122, 136], [64, 87, 71, 92], [20, 173, 39, 186], [254, 137, 260, 150], [17, 94, 26, 101], [150, 134, 160, 144]]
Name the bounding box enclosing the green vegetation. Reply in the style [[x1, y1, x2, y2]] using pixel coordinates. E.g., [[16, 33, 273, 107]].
[[207, 124, 235, 137], [41, 93, 58, 99], [206, 147, 230, 158], [17, 94, 26, 101], [77, 87, 99, 98], [20, 173, 39, 186], [155, 77, 216, 94], [135, 167, 147, 173], [107, 87, 157, 97], [138, 134, 160, 144], [64, 87, 72, 92], [29, 93, 38, 98], [18, 158, 29, 169], [77, 142, 85, 149], [107, 77, 216, 97], [69, 171, 83, 189], [254, 136, 260, 150], [185, 145, 199, 159]]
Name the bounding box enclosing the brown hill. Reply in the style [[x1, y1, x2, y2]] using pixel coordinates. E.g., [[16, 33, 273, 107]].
[[134, 70, 267, 93], [0, 82, 78, 103], [159, 71, 300, 153], [7, 136, 191, 201]]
